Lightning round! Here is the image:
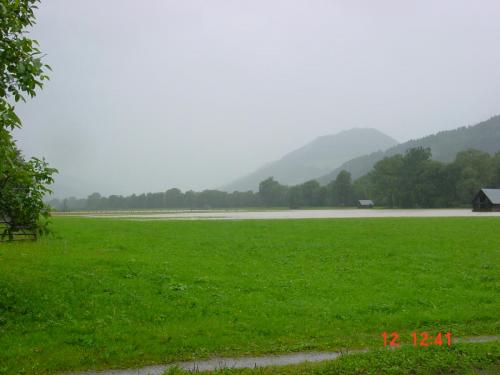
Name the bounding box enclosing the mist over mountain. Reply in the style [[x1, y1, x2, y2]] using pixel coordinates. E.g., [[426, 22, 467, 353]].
[[317, 115, 500, 185], [221, 128, 397, 192]]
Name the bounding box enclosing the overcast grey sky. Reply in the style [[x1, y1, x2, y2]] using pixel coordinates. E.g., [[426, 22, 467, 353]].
[[14, 0, 500, 198]]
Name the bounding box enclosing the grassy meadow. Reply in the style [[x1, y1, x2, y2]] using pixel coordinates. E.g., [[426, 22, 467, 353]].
[[0, 216, 498, 373]]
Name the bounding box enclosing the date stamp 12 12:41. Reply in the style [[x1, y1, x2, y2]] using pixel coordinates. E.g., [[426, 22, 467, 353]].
[[381, 332, 452, 347]]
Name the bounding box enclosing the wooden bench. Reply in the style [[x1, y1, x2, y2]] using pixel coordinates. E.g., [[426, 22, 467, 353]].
[[0, 221, 37, 242]]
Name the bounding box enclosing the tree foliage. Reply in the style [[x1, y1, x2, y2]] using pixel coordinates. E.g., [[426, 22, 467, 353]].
[[0, 0, 56, 239], [258, 177, 287, 207], [48, 147, 500, 212], [366, 147, 499, 208], [328, 170, 354, 206]]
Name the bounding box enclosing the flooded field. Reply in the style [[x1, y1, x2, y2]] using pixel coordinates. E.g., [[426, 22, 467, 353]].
[[56, 208, 500, 220]]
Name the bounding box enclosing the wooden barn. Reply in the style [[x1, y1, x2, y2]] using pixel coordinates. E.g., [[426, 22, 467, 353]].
[[358, 199, 374, 208], [472, 188, 500, 212]]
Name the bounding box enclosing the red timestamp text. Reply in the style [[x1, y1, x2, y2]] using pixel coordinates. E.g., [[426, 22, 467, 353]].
[[381, 331, 452, 347]]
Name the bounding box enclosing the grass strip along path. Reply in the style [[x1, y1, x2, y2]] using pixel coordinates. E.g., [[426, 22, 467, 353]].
[[165, 341, 500, 375], [70, 337, 500, 375], [0, 217, 498, 373]]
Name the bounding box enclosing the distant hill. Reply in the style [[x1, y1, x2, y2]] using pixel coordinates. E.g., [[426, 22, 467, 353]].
[[221, 128, 398, 192], [317, 115, 500, 185]]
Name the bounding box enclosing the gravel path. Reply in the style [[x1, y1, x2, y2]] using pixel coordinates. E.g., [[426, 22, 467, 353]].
[[68, 335, 500, 375]]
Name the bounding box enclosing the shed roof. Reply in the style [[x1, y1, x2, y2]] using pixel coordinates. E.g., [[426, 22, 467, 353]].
[[358, 200, 374, 205], [481, 189, 500, 204]]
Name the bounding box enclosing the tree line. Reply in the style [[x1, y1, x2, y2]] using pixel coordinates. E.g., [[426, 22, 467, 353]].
[[49, 147, 500, 211], [50, 189, 261, 211], [272, 147, 500, 209]]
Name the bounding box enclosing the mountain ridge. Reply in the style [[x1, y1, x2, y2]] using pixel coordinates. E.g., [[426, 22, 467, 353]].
[[220, 128, 398, 192], [316, 115, 500, 185]]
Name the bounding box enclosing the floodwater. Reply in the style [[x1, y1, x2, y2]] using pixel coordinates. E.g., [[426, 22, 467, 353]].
[[62, 208, 500, 220]]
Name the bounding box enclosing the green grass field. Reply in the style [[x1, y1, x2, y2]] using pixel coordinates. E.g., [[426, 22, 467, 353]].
[[0, 217, 498, 374]]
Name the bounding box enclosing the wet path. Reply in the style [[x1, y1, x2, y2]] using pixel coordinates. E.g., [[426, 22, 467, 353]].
[[69, 335, 500, 375]]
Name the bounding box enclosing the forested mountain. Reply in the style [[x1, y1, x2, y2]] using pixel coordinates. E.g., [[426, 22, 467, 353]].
[[221, 128, 397, 192], [317, 115, 500, 184], [49, 146, 500, 211]]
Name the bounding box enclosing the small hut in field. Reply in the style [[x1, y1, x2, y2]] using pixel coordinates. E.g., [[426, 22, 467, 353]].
[[472, 189, 500, 212], [357, 199, 374, 209]]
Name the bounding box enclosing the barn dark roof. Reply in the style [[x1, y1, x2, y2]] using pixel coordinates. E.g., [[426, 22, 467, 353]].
[[481, 189, 500, 204]]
